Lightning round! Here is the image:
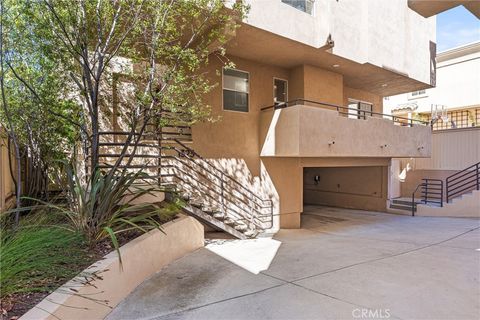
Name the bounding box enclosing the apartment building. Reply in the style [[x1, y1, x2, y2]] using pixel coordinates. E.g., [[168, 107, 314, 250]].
[[7, 1, 475, 235], [100, 0, 442, 235], [172, 0, 438, 230]]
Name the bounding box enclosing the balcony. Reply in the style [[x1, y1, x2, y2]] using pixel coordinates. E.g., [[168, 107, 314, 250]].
[[260, 100, 432, 158]]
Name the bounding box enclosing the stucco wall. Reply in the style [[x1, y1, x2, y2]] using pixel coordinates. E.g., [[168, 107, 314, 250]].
[[397, 128, 480, 197], [304, 166, 388, 211], [243, 0, 435, 86], [192, 53, 430, 227], [261, 105, 431, 158]]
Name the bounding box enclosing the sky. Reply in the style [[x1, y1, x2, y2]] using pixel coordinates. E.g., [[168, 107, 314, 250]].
[[436, 5, 480, 52]]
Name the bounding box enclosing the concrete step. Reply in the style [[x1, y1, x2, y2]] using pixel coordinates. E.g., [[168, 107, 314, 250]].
[[390, 204, 414, 211], [234, 224, 248, 232], [213, 212, 225, 220], [223, 218, 235, 226], [189, 199, 203, 209], [243, 230, 256, 238], [391, 198, 421, 206]]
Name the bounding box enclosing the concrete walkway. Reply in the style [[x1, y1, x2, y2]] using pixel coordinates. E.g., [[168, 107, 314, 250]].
[[107, 206, 480, 320]]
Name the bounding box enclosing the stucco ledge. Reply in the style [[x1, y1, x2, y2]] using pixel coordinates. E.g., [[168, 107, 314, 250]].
[[20, 214, 204, 320]]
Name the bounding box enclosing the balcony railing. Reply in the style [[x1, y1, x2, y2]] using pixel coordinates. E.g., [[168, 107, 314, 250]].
[[262, 99, 430, 127]]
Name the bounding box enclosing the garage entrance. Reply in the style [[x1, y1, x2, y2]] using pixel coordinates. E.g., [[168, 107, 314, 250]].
[[303, 166, 388, 212]]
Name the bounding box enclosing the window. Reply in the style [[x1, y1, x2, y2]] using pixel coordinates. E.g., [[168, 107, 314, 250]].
[[223, 68, 249, 112], [273, 78, 288, 105], [281, 0, 314, 15], [347, 100, 373, 120], [412, 90, 426, 96], [408, 89, 427, 100]]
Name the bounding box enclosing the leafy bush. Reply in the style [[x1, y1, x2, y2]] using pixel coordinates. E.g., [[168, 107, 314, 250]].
[[0, 215, 92, 298], [31, 164, 179, 260]]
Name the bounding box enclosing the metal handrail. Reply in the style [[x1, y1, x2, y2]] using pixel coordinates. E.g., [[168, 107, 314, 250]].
[[94, 131, 274, 231], [171, 138, 273, 208], [411, 183, 425, 216], [161, 165, 271, 229], [261, 99, 430, 126], [411, 178, 444, 216], [446, 162, 480, 203]]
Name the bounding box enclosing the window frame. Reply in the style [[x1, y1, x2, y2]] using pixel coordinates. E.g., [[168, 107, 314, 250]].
[[273, 77, 288, 105], [281, 0, 315, 15], [222, 67, 250, 113], [347, 98, 373, 120], [408, 89, 428, 100]]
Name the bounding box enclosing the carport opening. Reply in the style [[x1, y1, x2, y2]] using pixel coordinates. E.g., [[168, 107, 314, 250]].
[[303, 166, 388, 212]]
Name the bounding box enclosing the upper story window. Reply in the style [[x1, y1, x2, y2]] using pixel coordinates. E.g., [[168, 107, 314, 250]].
[[223, 68, 249, 112], [281, 0, 314, 15], [408, 89, 427, 100], [347, 99, 373, 120]]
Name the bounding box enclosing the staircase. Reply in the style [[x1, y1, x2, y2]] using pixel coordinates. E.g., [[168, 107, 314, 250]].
[[93, 129, 274, 239], [390, 178, 444, 216], [390, 162, 480, 217]]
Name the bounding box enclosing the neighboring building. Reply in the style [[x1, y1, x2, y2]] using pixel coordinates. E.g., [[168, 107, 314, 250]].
[[384, 41, 480, 130]]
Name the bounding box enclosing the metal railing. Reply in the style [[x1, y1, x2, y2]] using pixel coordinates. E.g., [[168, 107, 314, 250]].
[[411, 178, 443, 216], [446, 162, 480, 203], [261, 99, 430, 127], [92, 131, 274, 232]]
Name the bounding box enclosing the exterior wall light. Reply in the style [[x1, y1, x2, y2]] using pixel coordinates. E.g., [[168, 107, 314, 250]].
[[332, 64, 340, 68]]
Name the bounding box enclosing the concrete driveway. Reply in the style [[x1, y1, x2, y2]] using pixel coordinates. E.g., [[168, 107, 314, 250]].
[[107, 206, 480, 320]]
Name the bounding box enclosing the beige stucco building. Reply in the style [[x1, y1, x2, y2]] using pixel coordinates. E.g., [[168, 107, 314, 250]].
[[180, 0, 439, 230], [4, 1, 477, 231]]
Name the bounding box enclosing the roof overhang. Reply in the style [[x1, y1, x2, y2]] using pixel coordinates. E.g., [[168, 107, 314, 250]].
[[408, 0, 480, 19], [226, 23, 432, 97]]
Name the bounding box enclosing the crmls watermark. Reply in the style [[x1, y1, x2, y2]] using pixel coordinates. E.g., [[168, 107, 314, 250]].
[[352, 308, 391, 319]]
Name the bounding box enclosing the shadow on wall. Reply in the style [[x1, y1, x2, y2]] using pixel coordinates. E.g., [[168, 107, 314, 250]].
[[206, 158, 280, 231]]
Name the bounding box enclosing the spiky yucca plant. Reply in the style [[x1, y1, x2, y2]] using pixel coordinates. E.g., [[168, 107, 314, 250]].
[[26, 163, 179, 262]]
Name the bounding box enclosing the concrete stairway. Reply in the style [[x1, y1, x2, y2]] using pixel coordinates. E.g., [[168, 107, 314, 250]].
[[94, 131, 273, 239]]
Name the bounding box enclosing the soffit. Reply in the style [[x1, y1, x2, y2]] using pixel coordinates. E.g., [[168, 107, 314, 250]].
[[225, 24, 431, 97]]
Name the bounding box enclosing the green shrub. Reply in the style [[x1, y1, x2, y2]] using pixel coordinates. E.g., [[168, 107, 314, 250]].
[[28, 164, 179, 262], [0, 216, 92, 297]]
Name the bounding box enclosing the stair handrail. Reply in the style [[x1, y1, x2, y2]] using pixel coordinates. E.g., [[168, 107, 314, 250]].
[[162, 164, 271, 229], [170, 138, 274, 209], [446, 161, 480, 203], [411, 178, 444, 216], [411, 182, 425, 216], [93, 131, 274, 230]]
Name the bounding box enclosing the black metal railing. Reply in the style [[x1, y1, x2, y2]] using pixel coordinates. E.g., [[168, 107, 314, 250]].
[[91, 131, 274, 232], [261, 99, 430, 127], [446, 162, 480, 203], [411, 178, 443, 216]]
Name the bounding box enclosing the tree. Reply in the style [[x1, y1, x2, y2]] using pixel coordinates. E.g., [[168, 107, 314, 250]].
[[0, 0, 80, 224], [0, 0, 247, 218]]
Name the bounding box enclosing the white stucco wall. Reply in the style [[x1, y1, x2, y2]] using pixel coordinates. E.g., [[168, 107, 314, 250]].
[[243, 0, 435, 86], [384, 42, 480, 114]]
